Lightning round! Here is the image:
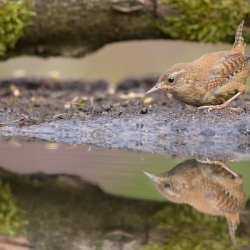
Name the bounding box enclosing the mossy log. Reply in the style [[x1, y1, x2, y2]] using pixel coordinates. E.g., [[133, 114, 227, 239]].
[[1, 0, 250, 59]]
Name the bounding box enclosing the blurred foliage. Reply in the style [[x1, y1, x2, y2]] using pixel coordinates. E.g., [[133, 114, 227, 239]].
[[0, 178, 27, 234], [0, 0, 35, 56], [140, 205, 248, 250], [159, 0, 250, 43]]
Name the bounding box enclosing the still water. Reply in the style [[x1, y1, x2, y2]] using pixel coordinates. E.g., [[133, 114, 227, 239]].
[[0, 138, 249, 250]]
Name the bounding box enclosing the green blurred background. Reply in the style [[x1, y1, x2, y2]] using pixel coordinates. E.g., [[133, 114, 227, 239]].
[[0, 40, 241, 84], [0, 140, 249, 201]]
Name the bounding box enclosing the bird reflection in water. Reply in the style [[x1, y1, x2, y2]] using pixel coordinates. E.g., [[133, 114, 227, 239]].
[[144, 159, 248, 245]]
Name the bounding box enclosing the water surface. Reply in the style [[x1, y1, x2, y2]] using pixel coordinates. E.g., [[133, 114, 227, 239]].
[[0, 138, 249, 250]]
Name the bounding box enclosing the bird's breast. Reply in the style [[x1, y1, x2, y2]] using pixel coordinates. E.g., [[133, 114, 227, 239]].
[[172, 80, 210, 106], [172, 71, 243, 107]]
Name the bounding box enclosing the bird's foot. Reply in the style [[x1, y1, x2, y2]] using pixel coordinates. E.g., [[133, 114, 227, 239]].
[[198, 105, 243, 113], [197, 92, 244, 112], [230, 107, 244, 113], [197, 103, 229, 112]]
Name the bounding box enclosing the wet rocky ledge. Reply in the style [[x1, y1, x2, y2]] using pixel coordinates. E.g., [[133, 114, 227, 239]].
[[1, 76, 250, 159]]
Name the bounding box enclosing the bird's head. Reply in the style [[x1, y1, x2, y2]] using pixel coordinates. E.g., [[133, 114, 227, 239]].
[[143, 170, 185, 204], [146, 63, 188, 95]]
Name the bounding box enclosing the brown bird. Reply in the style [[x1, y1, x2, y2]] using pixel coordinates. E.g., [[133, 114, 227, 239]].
[[146, 21, 250, 111], [143, 159, 248, 245]]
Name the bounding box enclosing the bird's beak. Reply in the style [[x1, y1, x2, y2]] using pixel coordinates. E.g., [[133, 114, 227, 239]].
[[143, 171, 159, 183], [146, 82, 164, 95]]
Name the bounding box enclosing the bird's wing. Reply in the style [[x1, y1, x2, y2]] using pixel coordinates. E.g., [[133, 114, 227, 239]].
[[205, 53, 250, 90], [205, 187, 240, 214]]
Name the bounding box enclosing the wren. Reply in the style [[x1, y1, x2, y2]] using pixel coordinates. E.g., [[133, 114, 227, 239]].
[[146, 21, 250, 111], [144, 159, 248, 245]]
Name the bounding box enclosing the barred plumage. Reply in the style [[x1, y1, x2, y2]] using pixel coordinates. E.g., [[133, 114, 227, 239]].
[[146, 20, 250, 111], [233, 20, 245, 52]]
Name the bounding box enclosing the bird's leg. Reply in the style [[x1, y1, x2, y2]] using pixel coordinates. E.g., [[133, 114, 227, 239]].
[[197, 92, 243, 112], [196, 159, 239, 177]]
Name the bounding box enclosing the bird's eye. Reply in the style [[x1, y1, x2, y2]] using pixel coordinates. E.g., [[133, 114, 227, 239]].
[[164, 183, 171, 190], [168, 77, 175, 83]]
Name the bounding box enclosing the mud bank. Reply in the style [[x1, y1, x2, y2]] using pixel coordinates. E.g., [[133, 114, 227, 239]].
[[1, 76, 250, 159]]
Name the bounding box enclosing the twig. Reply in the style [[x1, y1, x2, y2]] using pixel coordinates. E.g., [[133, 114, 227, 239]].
[[65, 102, 88, 106], [0, 114, 28, 126], [65, 144, 86, 150], [53, 113, 64, 119]]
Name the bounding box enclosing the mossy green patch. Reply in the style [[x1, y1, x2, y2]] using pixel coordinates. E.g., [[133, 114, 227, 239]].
[[0, 178, 27, 234], [140, 205, 249, 250], [0, 0, 36, 56], [159, 0, 250, 43]]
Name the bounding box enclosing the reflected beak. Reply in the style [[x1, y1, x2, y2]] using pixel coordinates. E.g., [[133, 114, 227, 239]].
[[143, 171, 159, 183], [146, 82, 164, 95]]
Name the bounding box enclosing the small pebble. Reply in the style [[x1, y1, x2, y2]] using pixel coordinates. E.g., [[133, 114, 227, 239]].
[[140, 108, 148, 114]]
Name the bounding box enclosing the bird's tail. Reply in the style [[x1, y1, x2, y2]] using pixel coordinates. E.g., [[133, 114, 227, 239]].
[[232, 20, 245, 53], [226, 213, 239, 246]]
